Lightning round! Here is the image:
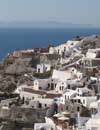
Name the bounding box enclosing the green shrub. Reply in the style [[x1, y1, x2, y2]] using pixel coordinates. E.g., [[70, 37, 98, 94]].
[[80, 107, 91, 117], [34, 70, 52, 79]]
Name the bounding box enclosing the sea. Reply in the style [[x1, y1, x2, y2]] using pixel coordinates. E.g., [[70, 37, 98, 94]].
[[0, 27, 100, 60]]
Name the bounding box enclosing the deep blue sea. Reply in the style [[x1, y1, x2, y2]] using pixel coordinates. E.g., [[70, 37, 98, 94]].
[[0, 28, 100, 60]]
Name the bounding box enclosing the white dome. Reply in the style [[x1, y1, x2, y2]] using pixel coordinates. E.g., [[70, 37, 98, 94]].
[[49, 47, 56, 54]]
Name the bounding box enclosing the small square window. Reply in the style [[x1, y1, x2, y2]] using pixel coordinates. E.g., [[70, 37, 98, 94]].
[[66, 106, 68, 110], [45, 104, 47, 107]]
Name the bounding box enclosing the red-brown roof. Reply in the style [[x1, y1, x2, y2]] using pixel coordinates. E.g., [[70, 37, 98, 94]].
[[23, 88, 62, 99]]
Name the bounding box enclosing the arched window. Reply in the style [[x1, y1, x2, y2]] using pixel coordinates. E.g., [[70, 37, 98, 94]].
[[48, 83, 50, 88], [64, 47, 66, 52], [58, 49, 59, 54], [60, 86, 62, 90], [65, 95, 66, 100], [51, 83, 54, 90], [68, 84, 70, 89], [77, 106, 80, 111], [38, 103, 42, 108], [62, 86, 64, 90]]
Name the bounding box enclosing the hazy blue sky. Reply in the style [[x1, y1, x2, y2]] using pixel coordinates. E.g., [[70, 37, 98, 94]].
[[0, 0, 100, 26]]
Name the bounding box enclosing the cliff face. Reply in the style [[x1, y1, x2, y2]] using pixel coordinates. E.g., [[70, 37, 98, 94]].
[[81, 35, 100, 54], [0, 57, 34, 93], [0, 107, 46, 122], [0, 107, 46, 130], [40, 53, 60, 66], [30, 53, 60, 67], [0, 75, 16, 92]]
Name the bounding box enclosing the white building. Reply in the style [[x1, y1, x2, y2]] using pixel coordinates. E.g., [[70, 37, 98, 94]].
[[52, 68, 82, 81], [25, 98, 54, 109], [49, 40, 81, 57], [62, 89, 77, 104], [47, 78, 59, 91], [34, 117, 56, 130], [86, 51, 97, 59], [90, 99, 100, 109], [15, 84, 61, 103], [54, 79, 82, 94], [72, 96, 97, 108], [55, 80, 67, 93], [37, 64, 51, 73], [49, 68, 83, 93], [52, 69, 72, 81], [14, 84, 32, 94], [49, 46, 56, 54], [86, 48, 100, 59], [86, 102, 100, 130], [33, 78, 49, 90], [34, 77, 66, 92], [76, 87, 92, 96], [83, 48, 100, 69]]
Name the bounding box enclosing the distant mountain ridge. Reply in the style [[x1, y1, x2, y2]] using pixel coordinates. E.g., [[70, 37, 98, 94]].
[[0, 21, 93, 28]]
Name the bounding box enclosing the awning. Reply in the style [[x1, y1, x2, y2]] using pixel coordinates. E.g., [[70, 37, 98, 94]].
[[58, 116, 69, 121], [53, 113, 63, 118], [61, 111, 70, 115]]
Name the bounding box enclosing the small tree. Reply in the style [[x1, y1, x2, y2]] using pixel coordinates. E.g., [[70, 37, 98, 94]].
[[80, 106, 91, 117]]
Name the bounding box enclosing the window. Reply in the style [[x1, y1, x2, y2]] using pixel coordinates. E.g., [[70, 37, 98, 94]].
[[35, 82, 37, 86], [78, 99, 81, 103], [66, 106, 68, 110], [38, 103, 42, 108], [58, 49, 59, 54], [68, 84, 70, 89], [71, 43, 73, 45], [71, 99, 73, 103], [77, 106, 80, 111], [19, 89, 21, 92], [62, 86, 64, 90], [54, 98, 57, 102], [40, 87, 42, 90], [45, 104, 47, 107], [62, 52, 65, 58], [51, 83, 54, 90], [65, 95, 66, 100], [38, 68, 40, 73], [60, 86, 62, 90], [64, 47, 66, 52], [83, 99, 85, 104], [48, 83, 50, 88], [73, 87, 76, 90]]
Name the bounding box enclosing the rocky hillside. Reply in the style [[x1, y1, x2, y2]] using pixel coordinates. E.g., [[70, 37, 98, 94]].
[[0, 34, 100, 93], [0, 56, 34, 93], [81, 35, 100, 54], [30, 53, 60, 67]]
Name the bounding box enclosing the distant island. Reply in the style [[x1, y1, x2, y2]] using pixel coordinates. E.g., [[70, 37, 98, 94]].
[[0, 21, 93, 28]]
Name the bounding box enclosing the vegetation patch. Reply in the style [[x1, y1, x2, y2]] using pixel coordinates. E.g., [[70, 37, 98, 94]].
[[34, 70, 52, 79]]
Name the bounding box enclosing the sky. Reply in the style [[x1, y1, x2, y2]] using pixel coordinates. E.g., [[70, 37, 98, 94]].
[[0, 0, 100, 26]]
